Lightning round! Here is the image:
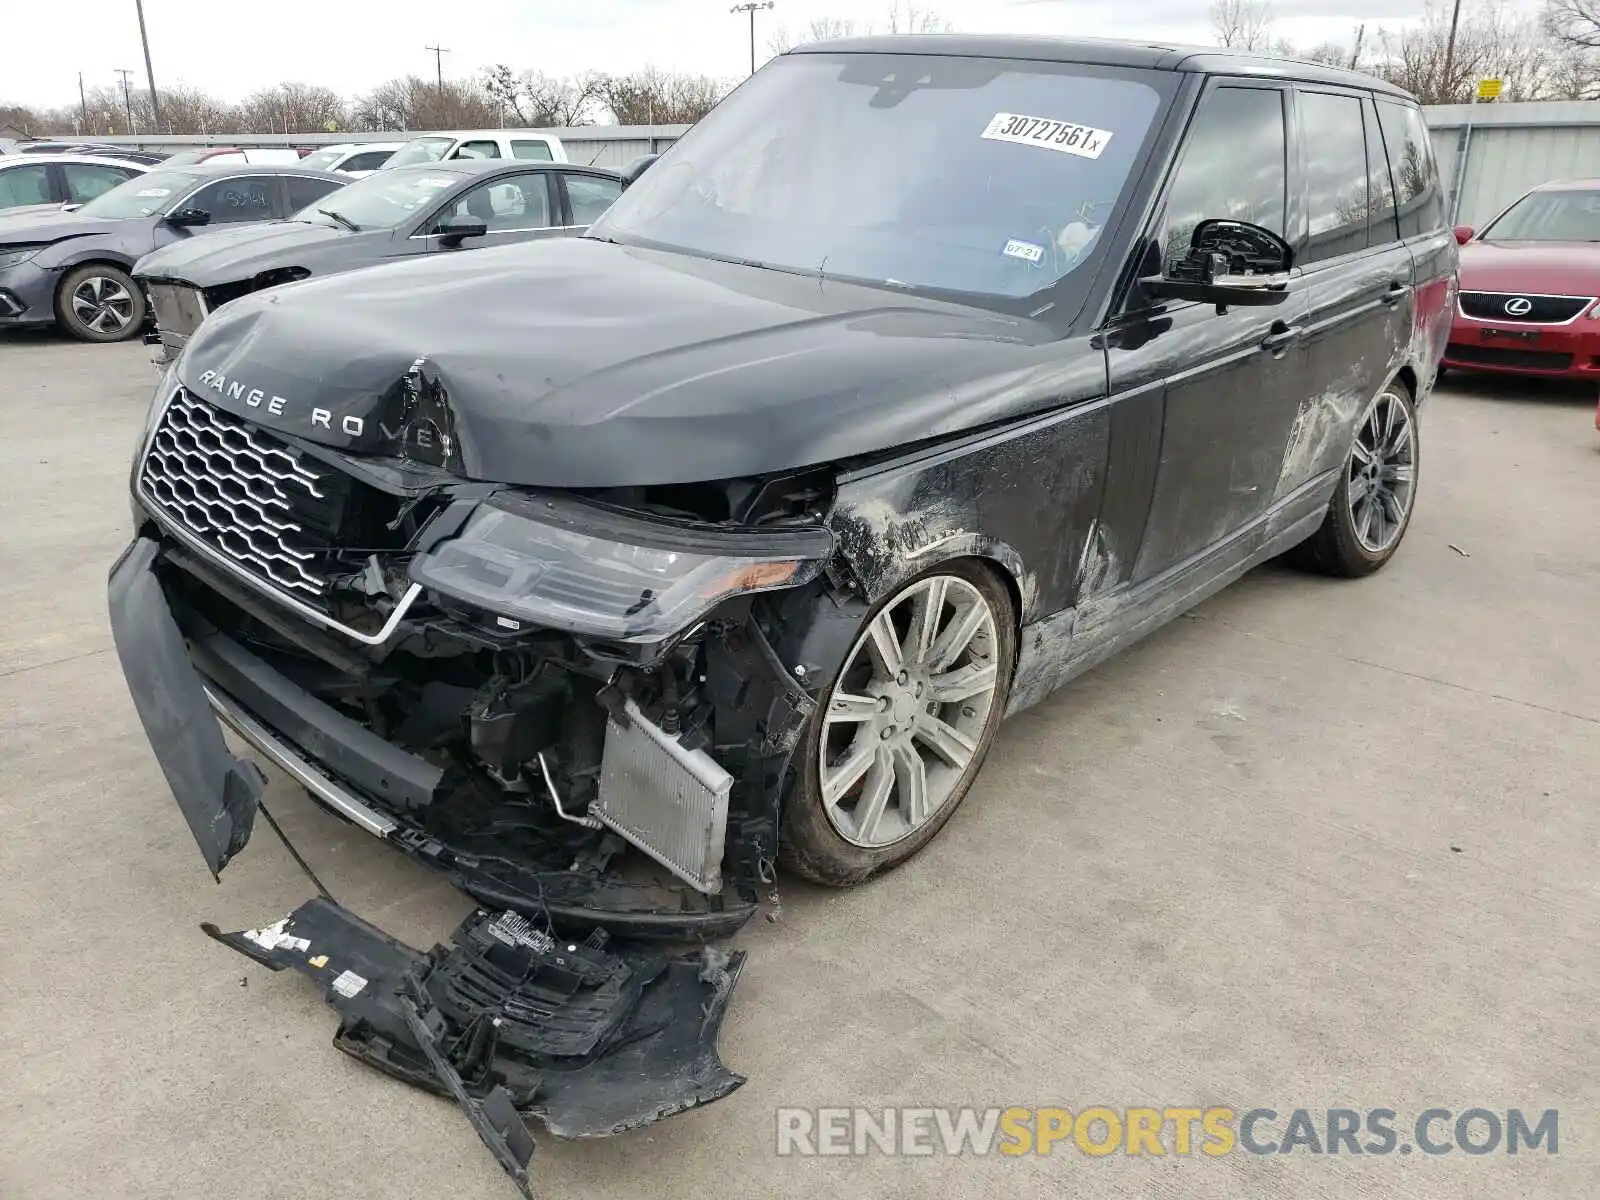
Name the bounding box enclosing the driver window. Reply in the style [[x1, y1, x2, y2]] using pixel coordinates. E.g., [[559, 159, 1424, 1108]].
[[1160, 87, 1287, 269], [452, 140, 502, 160], [185, 176, 276, 224], [432, 175, 552, 232]]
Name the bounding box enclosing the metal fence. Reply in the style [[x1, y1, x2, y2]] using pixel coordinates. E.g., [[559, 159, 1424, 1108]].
[[32, 101, 1600, 226], [41, 125, 691, 170]]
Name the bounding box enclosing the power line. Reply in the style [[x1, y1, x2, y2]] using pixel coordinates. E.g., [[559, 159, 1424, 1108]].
[[115, 68, 136, 134], [134, 0, 161, 131], [425, 43, 450, 105], [730, 2, 775, 77]]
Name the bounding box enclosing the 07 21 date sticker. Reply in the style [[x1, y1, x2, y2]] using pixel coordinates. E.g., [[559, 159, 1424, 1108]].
[[981, 112, 1112, 159]]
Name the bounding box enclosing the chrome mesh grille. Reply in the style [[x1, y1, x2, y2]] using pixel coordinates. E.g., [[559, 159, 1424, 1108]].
[[140, 390, 331, 598]]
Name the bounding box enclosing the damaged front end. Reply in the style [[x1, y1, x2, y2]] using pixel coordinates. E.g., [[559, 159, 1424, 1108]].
[[109, 382, 840, 1189]]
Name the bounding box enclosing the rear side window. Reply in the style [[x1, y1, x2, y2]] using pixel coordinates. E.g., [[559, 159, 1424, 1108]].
[[63, 163, 137, 203], [1161, 86, 1287, 266], [453, 140, 502, 160], [0, 163, 51, 207], [341, 150, 393, 172], [564, 173, 622, 225], [287, 174, 343, 212], [1299, 91, 1369, 263], [511, 140, 554, 161], [1375, 100, 1445, 238], [1363, 100, 1399, 244]]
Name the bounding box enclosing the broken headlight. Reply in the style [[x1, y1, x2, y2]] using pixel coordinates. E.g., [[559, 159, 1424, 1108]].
[[410, 491, 833, 643]]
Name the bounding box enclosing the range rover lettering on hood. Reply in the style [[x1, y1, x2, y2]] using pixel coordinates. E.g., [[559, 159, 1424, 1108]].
[[172, 237, 1074, 489]]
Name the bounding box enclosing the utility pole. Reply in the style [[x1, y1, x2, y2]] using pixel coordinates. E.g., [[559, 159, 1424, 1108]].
[[1349, 24, 1364, 70], [730, 2, 774, 76], [78, 72, 89, 135], [115, 68, 136, 134], [134, 0, 161, 131], [1442, 0, 1464, 103], [426, 43, 450, 109]]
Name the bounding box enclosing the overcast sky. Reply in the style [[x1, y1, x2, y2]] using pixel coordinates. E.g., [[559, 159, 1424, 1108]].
[[10, 0, 1437, 109]]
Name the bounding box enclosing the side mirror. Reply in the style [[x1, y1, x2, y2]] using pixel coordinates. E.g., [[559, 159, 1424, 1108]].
[[619, 154, 658, 190], [436, 214, 488, 248], [165, 207, 212, 228], [1453, 225, 1475, 245], [1138, 218, 1293, 310]]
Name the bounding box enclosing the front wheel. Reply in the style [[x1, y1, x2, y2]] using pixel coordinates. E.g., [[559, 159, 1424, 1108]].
[[55, 263, 146, 343], [780, 560, 1016, 886], [1289, 382, 1420, 577]]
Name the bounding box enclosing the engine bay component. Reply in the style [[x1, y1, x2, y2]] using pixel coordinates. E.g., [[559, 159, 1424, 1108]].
[[206, 898, 746, 1197]]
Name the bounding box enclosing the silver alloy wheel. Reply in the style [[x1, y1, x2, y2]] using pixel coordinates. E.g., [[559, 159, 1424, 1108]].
[[1348, 388, 1417, 553], [818, 574, 1002, 849], [70, 275, 136, 335]]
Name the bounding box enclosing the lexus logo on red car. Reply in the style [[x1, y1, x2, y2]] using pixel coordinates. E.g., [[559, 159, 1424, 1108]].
[[1503, 297, 1534, 316]]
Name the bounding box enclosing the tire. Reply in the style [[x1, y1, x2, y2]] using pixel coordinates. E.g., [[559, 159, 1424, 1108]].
[[1289, 381, 1420, 577], [780, 559, 1017, 886], [54, 263, 145, 343]]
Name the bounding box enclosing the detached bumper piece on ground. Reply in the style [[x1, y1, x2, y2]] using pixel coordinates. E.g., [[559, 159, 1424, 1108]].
[[206, 899, 745, 1198]]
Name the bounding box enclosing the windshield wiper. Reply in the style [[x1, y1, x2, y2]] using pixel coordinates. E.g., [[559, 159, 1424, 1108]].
[[317, 208, 361, 233]]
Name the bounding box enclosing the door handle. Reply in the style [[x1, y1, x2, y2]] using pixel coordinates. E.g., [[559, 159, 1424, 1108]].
[[1261, 321, 1303, 353], [1382, 280, 1411, 307]]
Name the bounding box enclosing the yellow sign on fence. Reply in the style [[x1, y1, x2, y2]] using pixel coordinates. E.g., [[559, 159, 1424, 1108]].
[[1477, 78, 1502, 100]]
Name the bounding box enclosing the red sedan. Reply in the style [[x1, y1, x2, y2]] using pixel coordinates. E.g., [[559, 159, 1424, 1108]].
[[1444, 179, 1600, 420]]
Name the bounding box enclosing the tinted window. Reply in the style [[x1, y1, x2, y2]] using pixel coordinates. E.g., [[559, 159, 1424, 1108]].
[[341, 150, 394, 172], [437, 174, 552, 231], [594, 53, 1170, 306], [453, 140, 502, 160], [1300, 92, 1369, 263], [0, 163, 51, 208], [186, 176, 277, 224], [1376, 100, 1445, 238], [1363, 100, 1399, 245], [511, 140, 554, 161], [286, 174, 342, 212], [1160, 86, 1286, 266], [63, 163, 137, 203], [76, 169, 205, 217], [565, 173, 621, 225]]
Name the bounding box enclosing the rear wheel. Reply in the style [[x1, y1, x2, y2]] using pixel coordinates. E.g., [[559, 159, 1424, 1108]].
[[780, 560, 1016, 886], [1289, 382, 1419, 577], [55, 263, 145, 343]]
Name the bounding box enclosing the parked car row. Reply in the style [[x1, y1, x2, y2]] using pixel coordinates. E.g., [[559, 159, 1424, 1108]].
[[0, 145, 630, 345]]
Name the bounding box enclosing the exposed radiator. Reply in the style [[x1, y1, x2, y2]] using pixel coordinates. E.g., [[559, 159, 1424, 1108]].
[[594, 698, 733, 894]]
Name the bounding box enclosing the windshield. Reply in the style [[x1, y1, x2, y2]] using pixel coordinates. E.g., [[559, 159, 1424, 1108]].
[[590, 53, 1168, 307], [386, 137, 455, 168], [1483, 188, 1600, 242], [298, 148, 346, 171], [77, 169, 205, 218], [292, 167, 462, 229]]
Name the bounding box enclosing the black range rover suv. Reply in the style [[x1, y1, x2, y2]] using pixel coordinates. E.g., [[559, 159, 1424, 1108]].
[[107, 35, 1454, 1171]]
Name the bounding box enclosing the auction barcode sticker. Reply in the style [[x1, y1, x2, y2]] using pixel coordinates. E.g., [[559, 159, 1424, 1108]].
[[981, 113, 1112, 160]]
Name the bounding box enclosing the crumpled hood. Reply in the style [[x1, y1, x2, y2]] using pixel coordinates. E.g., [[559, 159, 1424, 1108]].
[[175, 237, 1081, 488], [1458, 240, 1600, 298], [135, 220, 358, 286], [0, 209, 123, 248]]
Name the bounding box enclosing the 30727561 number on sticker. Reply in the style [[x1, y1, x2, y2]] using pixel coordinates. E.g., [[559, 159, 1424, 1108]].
[[981, 112, 1113, 160]]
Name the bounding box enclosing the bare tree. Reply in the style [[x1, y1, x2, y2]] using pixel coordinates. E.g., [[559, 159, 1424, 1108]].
[[351, 75, 500, 132], [1366, 0, 1563, 103], [1210, 0, 1276, 49], [483, 66, 605, 126], [883, 3, 951, 33], [238, 82, 345, 134], [600, 68, 725, 125]]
